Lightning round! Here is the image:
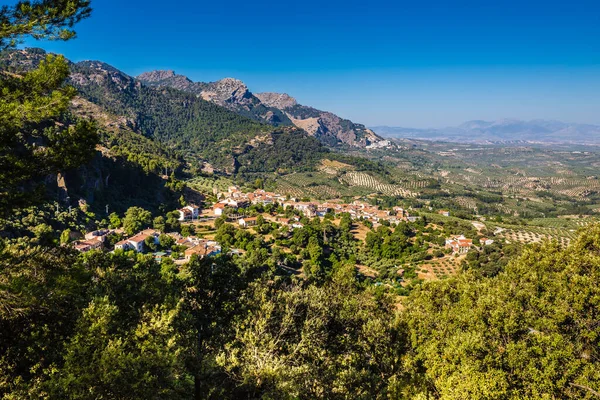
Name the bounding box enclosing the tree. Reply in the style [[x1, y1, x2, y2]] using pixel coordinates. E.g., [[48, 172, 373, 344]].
[[403, 227, 600, 399], [108, 212, 122, 228], [153, 215, 166, 232], [179, 255, 249, 399], [0, 0, 96, 214], [159, 233, 174, 249], [144, 235, 157, 252], [216, 272, 406, 399], [60, 228, 70, 244], [122, 206, 152, 236], [180, 224, 195, 238]]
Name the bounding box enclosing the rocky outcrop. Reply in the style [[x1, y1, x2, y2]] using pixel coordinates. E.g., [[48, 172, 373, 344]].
[[255, 92, 298, 109], [200, 78, 254, 107], [137, 70, 197, 92]]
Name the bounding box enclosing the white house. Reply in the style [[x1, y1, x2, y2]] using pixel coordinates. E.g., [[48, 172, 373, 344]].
[[115, 229, 160, 253], [213, 202, 227, 216], [177, 205, 200, 221], [238, 217, 258, 228]]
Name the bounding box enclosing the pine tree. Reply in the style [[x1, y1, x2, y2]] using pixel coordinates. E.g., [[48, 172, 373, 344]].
[[0, 0, 97, 214]]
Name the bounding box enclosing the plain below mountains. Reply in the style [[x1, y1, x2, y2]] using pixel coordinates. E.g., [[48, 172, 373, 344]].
[[373, 119, 600, 145]]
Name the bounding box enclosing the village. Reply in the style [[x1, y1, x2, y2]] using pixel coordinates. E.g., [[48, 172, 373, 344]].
[[70, 187, 494, 268]]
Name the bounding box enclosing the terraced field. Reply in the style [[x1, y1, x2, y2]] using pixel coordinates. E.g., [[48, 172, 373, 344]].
[[276, 172, 358, 199], [186, 176, 234, 194], [340, 172, 418, 197]]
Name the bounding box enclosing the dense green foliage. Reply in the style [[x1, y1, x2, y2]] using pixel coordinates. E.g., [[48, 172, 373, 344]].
[[0, 51, 97, 213], [237, 129, 327, 175], [2, 2, 600, 399]]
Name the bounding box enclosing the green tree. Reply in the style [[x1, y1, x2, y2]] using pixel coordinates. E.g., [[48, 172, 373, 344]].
[[217, 268, 406, 399], [60, 228, 70, 244], [153, 215, 166, 232], [122, 206, 152, 236], [159, 233, 174, 249], [144, 235, 157, 252], [0, 0, 96, 214], [109, 212, 122, 228], [403, 228, 600, 399]]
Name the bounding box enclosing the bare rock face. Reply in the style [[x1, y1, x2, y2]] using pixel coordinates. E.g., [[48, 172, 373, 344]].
[[136, 70, 198, 93], [201, 78, 253, 107], [255, 92, 298, 109], [137, 70, 176, 81]]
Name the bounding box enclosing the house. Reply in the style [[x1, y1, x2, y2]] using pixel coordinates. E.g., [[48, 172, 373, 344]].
[[480, 237, 495, 246], [73, 239, 103, 253], [176, 205, 200, 221], [445, 235, 473, 254], [213, 202, 227, 216], [439, 210, 450, 217], [116, 229, 160, 253], [316, 205, 332, 217], [84, 229, 110, 241], [114, 239, 132, 251], [393, 207, 406, 218], [286, 202, 317, 218], [222, 198, 246, 208], [184, 241, 221, 261], [238, 217, 258, 228], [175, 237, 195, 248], [177, 207, 193, 221], [127, 233, 151, 252], [141, 228, 161, 236]]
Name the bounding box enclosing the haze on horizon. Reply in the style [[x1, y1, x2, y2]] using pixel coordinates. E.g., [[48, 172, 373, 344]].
[[16, 0, 600, 129]]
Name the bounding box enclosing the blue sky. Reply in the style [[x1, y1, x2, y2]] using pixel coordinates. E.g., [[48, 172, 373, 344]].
[[10, 0, 600, 128]]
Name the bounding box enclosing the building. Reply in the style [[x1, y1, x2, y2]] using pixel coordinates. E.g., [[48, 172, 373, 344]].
[[177, 207, 193, 221], [177, 205, 200, 221], [114, 239, 132, 251], [114, 229, 160, 253], [127, 233, 150, 252], [283, 201, 317, 218], [184, 241, 221, 261], [84, 229, 110, 241], [73, 239, 103, 253], [238, 217, 258, 228], [439, 210, 450, 217], [213, 202, 227, 216], [480, 237, 495, 246], [445, 235, 473, 254]]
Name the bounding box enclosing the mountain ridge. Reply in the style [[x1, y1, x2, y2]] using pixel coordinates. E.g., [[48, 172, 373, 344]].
[[373, 119, 600, 145], [137, 70, 384, 148]]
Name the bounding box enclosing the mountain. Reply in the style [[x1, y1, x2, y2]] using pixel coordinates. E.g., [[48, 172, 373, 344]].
[[0, 48, 328, 210], [138, 70, 384, 148], [373, 119, 600, 145], [137, 71, 293, 126]]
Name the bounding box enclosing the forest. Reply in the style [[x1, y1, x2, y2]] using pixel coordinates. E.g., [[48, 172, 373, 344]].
[[1, 1, 599, 399]]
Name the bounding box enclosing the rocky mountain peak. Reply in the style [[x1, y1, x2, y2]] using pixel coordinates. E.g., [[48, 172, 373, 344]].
[[137, 70, 177, 82], [201, 78, 252, 105], [255, 92, 298, 109]]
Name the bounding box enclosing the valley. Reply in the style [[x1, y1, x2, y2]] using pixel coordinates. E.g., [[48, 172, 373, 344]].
[[2, 3, 600, 396]]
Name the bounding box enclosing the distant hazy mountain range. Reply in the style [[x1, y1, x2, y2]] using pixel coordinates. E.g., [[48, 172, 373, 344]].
[[372, 119, 600, 145]]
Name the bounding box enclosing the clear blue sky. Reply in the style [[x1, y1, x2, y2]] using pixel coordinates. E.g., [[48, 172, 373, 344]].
[[11, 0, 600, 128]]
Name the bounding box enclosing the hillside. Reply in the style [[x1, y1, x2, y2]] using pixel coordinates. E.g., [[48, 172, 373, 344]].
[[138, 70, 385, 148], [0, 48, 328, 210]]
